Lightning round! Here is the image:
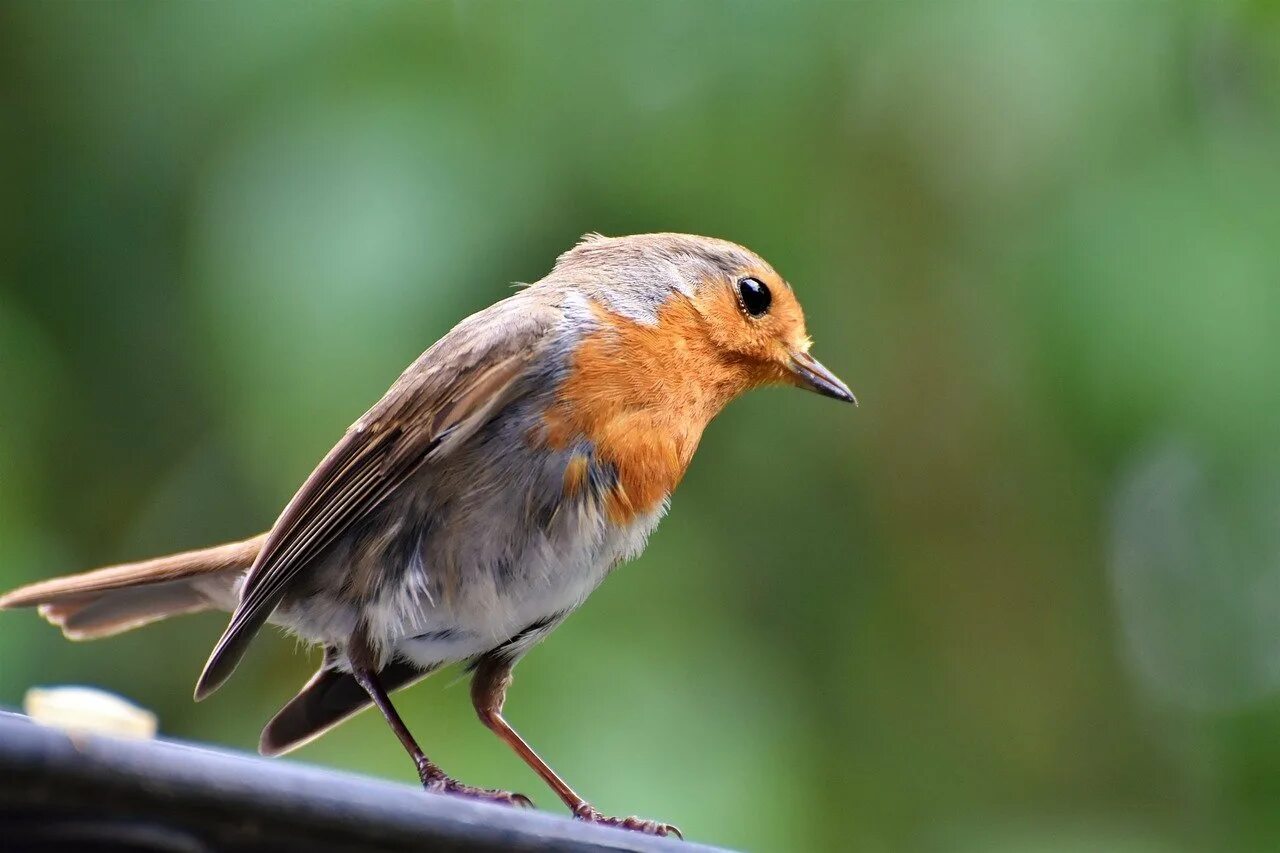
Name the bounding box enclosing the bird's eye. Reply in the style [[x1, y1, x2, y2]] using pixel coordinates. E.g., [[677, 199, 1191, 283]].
[[736, 277, 772, 318]]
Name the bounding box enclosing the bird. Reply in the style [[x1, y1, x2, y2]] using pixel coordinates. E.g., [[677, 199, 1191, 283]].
[[0, 232, 853, 837]]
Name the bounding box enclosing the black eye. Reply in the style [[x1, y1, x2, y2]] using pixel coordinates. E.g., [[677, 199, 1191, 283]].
[[736, 277, 772, 318]]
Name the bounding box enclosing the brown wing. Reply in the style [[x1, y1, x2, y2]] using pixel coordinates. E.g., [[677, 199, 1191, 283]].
[[195, 296, 559, 700]]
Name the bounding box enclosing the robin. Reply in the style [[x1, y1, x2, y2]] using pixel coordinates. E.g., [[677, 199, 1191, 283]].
[[1, 232, 854, 837]]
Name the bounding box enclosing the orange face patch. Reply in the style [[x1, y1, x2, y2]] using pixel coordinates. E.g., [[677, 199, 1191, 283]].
[[697, 264, 810, 369], [541, 283, 808, 524]]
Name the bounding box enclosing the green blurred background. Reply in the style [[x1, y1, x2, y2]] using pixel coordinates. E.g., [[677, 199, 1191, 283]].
[[2, 3, 1280, 851]]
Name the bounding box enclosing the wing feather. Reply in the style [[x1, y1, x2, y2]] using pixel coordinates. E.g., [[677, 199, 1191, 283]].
[[195, 297, 558, 699]]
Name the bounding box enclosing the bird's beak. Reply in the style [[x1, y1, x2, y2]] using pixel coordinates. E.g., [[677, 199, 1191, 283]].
[[788, 350, 857, 405]]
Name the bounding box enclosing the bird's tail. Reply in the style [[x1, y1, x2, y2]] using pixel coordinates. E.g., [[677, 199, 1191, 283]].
[[259, 650, 436, 756], [0, 534, 265, 640]]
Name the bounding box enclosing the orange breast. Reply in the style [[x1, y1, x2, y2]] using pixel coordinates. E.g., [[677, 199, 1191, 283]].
[[539, 298, 753, 524]]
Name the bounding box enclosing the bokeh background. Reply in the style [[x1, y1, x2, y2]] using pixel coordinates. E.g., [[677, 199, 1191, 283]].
[[2, 3, 1279, 851]]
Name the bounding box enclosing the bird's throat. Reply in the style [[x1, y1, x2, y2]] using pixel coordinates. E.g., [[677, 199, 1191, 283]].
[[539, 299, 750, 523]]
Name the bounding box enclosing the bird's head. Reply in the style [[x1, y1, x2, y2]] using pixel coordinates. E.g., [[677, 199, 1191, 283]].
[[552, 233, 855, 409]]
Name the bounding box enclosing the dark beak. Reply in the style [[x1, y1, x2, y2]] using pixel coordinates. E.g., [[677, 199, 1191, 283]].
[[789, 350, 857, 404]]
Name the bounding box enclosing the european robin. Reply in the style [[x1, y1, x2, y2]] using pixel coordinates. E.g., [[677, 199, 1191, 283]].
[[1, 233, 853, 837]]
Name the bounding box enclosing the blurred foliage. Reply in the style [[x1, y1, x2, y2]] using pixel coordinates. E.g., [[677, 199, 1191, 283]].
[[2, 3, 1279, 851]]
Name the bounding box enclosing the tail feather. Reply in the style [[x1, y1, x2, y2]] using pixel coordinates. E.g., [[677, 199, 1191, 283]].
[[260, 651, 436, 756], [1, 534, 266, 640], [39, 581, 212, 640]]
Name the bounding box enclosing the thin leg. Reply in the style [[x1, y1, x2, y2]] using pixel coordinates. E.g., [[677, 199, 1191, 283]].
[[349, 665, 442, 785], [470, 653, 681, 838], [349, 648, 531, 808]]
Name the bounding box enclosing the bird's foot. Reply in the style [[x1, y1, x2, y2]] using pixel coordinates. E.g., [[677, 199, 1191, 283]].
[[573, 803, 682, 838], [418, 761, 533, 808]]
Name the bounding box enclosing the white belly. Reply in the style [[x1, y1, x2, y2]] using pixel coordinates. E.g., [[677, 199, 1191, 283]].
[[376, 501, 665, 668]]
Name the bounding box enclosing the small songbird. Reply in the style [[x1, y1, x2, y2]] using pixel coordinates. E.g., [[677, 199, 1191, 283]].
[[1, 233, 853, 837]]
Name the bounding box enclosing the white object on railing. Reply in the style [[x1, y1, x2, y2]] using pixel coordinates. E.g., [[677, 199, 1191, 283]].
[[22, 685, 158, 740]]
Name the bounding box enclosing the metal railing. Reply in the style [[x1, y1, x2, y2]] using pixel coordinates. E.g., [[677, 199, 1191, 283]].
[[0, 712, 724, 853]]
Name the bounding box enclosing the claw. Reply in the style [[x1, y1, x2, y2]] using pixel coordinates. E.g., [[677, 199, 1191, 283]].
[[421, 774, 534, 809], [573, 803, 682, 838]]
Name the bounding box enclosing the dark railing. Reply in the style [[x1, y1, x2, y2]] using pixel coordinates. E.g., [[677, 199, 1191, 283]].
[[0, 711, 726, 853]]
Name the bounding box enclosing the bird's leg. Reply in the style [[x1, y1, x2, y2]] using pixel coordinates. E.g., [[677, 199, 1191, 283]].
[[348, 635, 531, 808], [470, 653, 681, 838]]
